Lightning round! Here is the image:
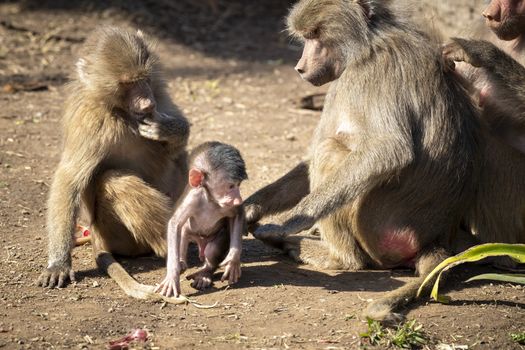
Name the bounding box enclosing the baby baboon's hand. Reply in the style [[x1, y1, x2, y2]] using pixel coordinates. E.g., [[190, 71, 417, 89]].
[[37, 263, 76, 288], [155, 273, 181, 298], [219, 254, 241, 285], [186, 268, 214, 290]]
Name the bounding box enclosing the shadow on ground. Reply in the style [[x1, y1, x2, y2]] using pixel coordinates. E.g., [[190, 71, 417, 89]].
[[6, 0, 298, 63]]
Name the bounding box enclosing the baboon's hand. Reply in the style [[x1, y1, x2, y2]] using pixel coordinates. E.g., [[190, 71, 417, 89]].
[[186, 268, 213, 290], [138, 115, 170, 141], [244, 202, 263, 225], [155, 272, 181, 298], [443, 38, 486, 68], [254, 215, 314, 239], [282, 214, 315, 234], [219, 254, 241, 285], [253, 223, 287, 240], [139, 112, 189, 151], [37, 263, 76, 288]]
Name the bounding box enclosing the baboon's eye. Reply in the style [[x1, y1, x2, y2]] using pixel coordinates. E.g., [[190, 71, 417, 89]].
[[305, 27, 321, 39]]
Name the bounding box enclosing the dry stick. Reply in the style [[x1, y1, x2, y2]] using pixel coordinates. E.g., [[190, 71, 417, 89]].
[[144, 283, 219, 309], [166, 294, 219, 309]]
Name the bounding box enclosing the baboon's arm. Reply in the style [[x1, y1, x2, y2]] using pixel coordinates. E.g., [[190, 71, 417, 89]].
[[255, 137, 414, 237], [244, 161, 310, 224]]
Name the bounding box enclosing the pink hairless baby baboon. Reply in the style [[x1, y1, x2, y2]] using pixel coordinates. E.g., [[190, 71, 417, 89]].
[[155, 141, 248, 297]]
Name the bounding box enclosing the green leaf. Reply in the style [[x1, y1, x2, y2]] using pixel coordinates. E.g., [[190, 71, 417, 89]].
[[466, 273, 525, 284], [430, 269, 451, 303], [417, 243, 525, 301]]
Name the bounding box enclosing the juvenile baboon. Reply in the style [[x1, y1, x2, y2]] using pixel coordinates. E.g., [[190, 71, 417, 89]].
[[37, 27, 190, 301], [155, 142, 247, 297], [245, 0, 525, 322]]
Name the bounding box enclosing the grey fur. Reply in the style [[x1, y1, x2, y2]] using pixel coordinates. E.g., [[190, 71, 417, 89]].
[[191, 141, 248, 181]]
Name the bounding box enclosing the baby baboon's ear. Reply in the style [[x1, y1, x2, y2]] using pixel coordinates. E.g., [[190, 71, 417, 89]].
[[189, 168, 205, 188]]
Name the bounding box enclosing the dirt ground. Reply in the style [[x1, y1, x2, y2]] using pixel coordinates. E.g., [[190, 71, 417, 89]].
[[1, 0, 524, 349]]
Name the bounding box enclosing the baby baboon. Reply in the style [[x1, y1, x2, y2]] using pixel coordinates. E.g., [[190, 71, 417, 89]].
[[37, 27, 190, 301], [155, 142, 247, 297], [245, 0, 525, 322]]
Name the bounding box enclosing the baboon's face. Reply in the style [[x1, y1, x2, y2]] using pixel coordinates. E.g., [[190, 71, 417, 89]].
[[120, 79, 156, 119], [294, 38, 345, 87], [207, 170, 243, 208], [484, 0, 525, 40]]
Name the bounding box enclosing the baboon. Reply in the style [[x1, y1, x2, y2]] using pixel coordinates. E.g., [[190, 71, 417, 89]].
[[37, 27, 190, 301], [445, 37, 525, 152], [450, 0, 525, 153], [156, 142, 247, 297], [245, 0, 525, 322], [445, 37, 525, 246], [483, 0, 525, 41]]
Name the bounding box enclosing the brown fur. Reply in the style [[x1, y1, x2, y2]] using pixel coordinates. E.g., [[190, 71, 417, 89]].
[[245, 0, 525, 322], [450, 0, 525, 154], [37, 27, 190, 302]]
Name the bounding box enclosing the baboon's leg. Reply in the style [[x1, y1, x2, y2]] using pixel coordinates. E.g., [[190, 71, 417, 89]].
[[363, 246, 448, 323], [317, 210, 370, 270], [95, 170, 171, 257], [299, 138, 368, 270], [91, 170, 172, 300]]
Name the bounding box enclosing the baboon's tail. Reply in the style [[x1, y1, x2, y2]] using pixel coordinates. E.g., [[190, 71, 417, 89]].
[[95, 252, 163, 300]]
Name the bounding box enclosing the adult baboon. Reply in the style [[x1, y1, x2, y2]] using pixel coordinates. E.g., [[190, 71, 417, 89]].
[[451, 0, 525, 153], [37, 27, 190, 301], [446, 37, 525, 153], [245, 0, 525, 321]]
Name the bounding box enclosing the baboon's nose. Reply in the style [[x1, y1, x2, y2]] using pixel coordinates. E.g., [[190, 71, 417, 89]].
[[139, 98, 155, 113], [482, 12, 494, 21], [295, 66, 305, 74], [482, 2, 501, 22]]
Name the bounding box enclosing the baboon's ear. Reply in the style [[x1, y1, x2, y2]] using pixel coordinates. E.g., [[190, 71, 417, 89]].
[[75, 58, 88, 84], [189, 168, 204, 188]]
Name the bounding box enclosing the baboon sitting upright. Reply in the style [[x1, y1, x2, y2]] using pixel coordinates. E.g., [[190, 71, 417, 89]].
[[37, 27, 190, 301], [245, 0, 525, 321]]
